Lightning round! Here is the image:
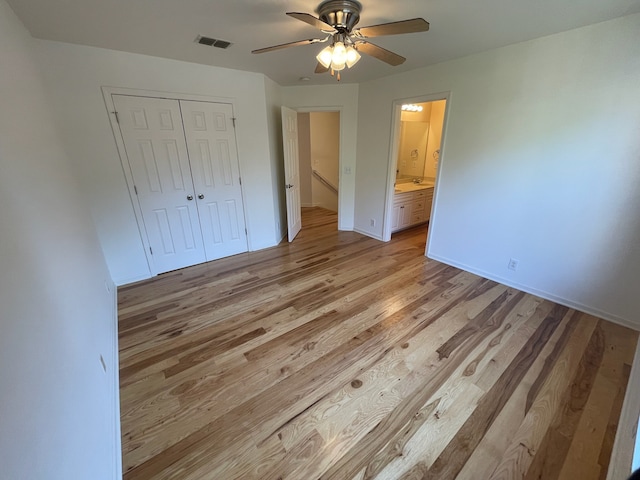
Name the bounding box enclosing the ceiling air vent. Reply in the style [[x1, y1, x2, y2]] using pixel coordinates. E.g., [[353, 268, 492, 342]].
[[196, 35, 232, 49]]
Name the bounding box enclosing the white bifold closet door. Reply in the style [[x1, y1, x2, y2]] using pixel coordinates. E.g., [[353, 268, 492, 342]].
[[180, 100, 248, 261], [113, 95, 247, 275]]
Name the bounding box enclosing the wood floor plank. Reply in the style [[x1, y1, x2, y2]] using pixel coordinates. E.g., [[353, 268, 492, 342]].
[[522, 320, 607, 480], [421, 304, 570, 479], [117, 207, 639, 480], [275, 278, 503, 456], [456, 305, 575, 480], [487, 312, 598, 479], [375, 295, 545, 480], [557, 320, 639, 480]]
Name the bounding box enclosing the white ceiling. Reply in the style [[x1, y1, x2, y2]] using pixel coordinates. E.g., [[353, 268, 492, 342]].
[[8, 0, 640, 86]]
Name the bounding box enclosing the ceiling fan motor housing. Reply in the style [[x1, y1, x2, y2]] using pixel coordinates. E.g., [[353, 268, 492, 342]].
[[318, 0, 362, 32]]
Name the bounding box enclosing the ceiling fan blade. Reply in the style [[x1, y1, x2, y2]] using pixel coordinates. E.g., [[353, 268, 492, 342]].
[[287, 12, 337, 32], [252, 38, 320, 54], [356, 42, 406, 66], [354, 18, 429, 38], [315, 62, 329, 74]]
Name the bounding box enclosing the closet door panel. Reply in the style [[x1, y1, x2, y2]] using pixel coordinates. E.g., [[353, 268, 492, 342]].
[[180, 100, 248, 260]]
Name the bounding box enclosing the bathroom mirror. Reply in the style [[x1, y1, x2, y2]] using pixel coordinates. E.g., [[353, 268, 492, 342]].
[[395, 100, 446, 183], [397, 121, 429, 179]]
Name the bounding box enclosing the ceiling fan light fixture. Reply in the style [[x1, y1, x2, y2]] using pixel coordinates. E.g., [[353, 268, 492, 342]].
[[345, 45, 361, 68], [254, 0, 429, 80], [316, 46, 333, 68], [331, 41, 347, 70]]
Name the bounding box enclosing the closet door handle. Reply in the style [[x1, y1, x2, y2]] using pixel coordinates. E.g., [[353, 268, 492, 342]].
[[187, 195, 193, 201], [198, 194, 205, 200]]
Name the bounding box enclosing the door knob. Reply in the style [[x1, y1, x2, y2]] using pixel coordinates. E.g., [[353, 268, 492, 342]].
[[198, 194, 205, 199], [187, 195, 193, 201]]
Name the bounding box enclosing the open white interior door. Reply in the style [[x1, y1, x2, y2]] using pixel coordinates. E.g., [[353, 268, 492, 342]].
[[281, 106, 302, 242]]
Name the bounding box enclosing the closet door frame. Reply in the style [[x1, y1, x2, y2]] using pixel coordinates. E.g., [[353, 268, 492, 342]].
[[102, 87, 246, 276]]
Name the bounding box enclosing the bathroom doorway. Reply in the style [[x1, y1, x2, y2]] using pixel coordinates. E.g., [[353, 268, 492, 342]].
[[382, 94, 450, 249]]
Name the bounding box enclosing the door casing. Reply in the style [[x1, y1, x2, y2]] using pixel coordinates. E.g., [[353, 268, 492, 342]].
[[382, 92, 452, 253]]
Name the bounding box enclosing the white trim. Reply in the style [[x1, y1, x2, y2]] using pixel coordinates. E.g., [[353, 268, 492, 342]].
[[101, 86, 235, 104], [226, 102, 253, 255], [101, 89, 154, 276], [353, 227, 384, 241], [114, 272, 152, 287], [108, 281, 122, 479], [382, 92, 452, 243], [607, 340, 640, 480]]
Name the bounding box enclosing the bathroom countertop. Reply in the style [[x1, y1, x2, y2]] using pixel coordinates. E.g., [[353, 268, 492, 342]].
[[394, 182, 435, 194]]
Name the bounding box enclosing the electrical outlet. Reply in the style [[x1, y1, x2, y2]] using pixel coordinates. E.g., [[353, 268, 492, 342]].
[[344, 166, 352, 174], [370, 218, 376, 227], [508, 258, 519, 271]]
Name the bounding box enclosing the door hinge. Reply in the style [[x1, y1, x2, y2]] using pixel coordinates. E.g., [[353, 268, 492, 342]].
[[112, 111, 120, 124], [134, 185, 138, 195], [149, 246, 153, 255], [245, 228, 247, 235], [231, 117, 236, 128], [239, 177, 242, 185]]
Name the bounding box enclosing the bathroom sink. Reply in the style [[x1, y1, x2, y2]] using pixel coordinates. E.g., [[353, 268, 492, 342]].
[[394, 182, 434, 193]]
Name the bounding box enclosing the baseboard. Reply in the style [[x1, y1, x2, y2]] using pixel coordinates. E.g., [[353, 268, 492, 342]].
[[353, 227, 384, 241], [426, 252, 639, 332], [115, 272, 151, 287], [249, 237, 278, 252]]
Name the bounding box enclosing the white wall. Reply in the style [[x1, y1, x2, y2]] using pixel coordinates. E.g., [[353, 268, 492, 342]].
[[310, 112, 340, 212], [0, 1, 119, 478], [281, 84, 359, 230], [34, 40, 280, 285], [355, 13, 640, 328]]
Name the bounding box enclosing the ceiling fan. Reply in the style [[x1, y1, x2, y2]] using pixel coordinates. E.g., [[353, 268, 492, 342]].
[[252, 0, 429, 80]]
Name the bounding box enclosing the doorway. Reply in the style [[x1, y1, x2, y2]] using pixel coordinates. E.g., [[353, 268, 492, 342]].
[[282, 108, 341, 242], [298, 112, 340, 212], [382, 94, 450, 247]]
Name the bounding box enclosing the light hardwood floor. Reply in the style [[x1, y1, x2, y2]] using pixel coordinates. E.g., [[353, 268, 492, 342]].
[[118, 207, 638, 480]]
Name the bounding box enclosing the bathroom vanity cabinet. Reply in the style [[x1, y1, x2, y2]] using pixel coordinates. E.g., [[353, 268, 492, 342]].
[[392, 187, 434, 232]]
